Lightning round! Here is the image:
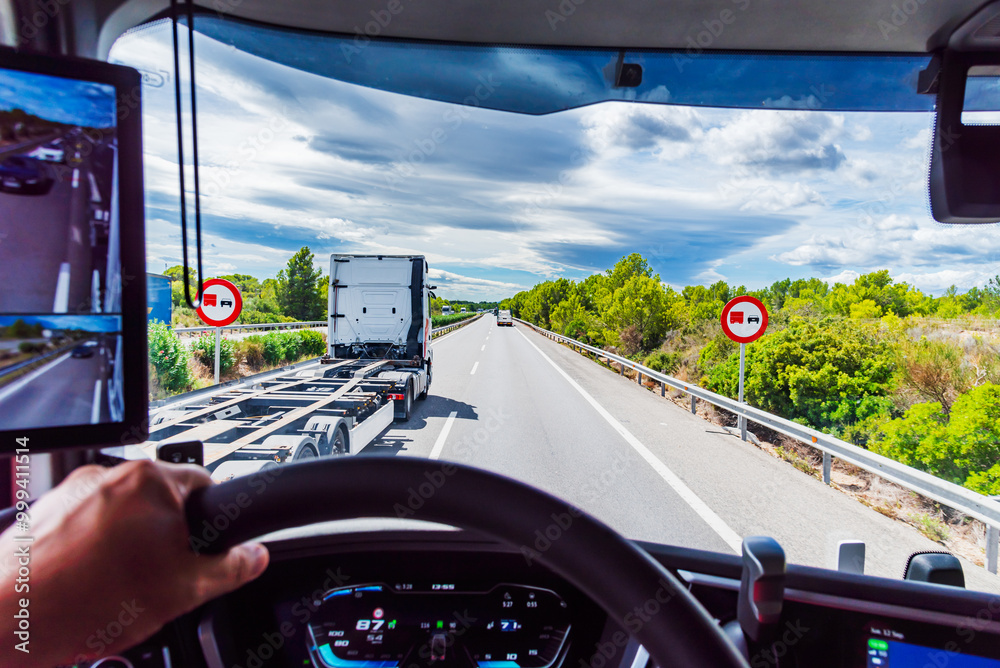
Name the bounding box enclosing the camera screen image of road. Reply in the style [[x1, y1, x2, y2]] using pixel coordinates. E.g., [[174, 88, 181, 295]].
[[0, 65, 125, 430]]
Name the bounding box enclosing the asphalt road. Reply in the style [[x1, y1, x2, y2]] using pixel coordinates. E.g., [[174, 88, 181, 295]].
[[0, 344, 109, 429], [363, 314, 1000, 593]]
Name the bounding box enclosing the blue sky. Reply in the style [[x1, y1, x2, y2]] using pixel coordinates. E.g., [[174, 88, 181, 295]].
[[0, 70, 115, 128], [109, 23, 1000, 300], [0, 315, 121, 333]]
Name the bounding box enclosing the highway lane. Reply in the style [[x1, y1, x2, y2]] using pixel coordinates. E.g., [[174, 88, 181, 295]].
[[0, 345, 108, 429], [0, 136, 113, 314], [367, 314, 1000, 592]]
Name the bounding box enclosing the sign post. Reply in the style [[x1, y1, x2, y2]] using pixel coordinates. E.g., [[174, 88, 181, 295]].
[[720, 295, 768, 441], [195, 278, 243, 384]]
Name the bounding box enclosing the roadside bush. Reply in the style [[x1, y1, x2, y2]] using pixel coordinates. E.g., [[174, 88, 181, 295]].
[[190, 333, 237, 375], [261, 333, 285, 365], [279, 331, 302, 362], [17, 341, 46, 354], [432, 312, 476, 327], [237, 338, 266, 371], [644, 351, 682, 375], [148, 321, 192, 395], [563, 318, 593, 343], [298, 329, 327, 356]]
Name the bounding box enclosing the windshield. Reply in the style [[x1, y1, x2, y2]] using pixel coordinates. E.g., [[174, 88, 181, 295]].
[[111, 20, 1000, 593]]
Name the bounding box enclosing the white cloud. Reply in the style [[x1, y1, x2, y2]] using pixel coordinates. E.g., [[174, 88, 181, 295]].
[[703, 110, 847, 173], [737, 182, 825, 213], [581, 104, 703, 158], [821, 269, 860, 285]]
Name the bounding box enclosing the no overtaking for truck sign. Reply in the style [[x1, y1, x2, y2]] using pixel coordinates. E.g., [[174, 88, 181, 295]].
[[720, 295, 768, 344], [196, 278, 243, 384], [196, 278, 243, 328], [720, 295, 768, 441]]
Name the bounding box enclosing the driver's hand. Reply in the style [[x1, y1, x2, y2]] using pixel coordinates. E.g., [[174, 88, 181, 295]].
[[0, 459, 269, 668]]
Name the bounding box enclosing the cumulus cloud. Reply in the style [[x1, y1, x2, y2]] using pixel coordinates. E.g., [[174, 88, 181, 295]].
[[428, 269, 527, 298], [704, 110, 847, 173], [581, 104, 703, 155], [737, 182, 825, 213]]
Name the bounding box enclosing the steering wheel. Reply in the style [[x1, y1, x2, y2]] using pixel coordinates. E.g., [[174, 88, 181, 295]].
[[186, 457, 749, 668]]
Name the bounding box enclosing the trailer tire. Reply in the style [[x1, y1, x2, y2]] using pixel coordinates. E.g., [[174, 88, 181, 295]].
[[293, 443, 319, 460], [397, 381, 413, 422], [332, 426, 348, 456]]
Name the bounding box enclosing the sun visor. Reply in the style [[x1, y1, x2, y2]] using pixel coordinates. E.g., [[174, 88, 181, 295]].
[[929, 2, 1000, 223]]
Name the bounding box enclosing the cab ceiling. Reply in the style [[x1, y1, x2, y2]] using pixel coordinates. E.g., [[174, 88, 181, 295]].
[[78, 0, 990, 59]]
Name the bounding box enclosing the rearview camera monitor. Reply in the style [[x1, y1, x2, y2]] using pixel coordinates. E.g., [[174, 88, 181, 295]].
[[0, 48, 147, 453]]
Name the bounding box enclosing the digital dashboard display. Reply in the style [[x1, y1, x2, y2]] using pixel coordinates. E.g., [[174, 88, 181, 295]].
[[307, 583, 571, 668]]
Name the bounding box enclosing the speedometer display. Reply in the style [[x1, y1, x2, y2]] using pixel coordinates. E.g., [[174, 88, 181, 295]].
[[307, 584, 571, 668]]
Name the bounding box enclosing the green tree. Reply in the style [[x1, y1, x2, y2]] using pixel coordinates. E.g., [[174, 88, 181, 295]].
[[602, 274, 672, 353], [6, 318, 42, 339], [872, 384, 1000, 492], [849, 299, 883, 319], [164, 265, 197, 308], [218, 274, 262, 299], [277, 247, 325, 321]]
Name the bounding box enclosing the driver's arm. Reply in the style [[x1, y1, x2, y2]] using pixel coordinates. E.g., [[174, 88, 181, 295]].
[[0, 459, 269, 668]]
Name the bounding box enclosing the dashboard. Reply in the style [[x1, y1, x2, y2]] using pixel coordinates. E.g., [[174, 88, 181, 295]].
[[81, 527, 1000, 668]]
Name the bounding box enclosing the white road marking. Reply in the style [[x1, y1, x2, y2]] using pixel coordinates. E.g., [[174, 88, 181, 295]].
[[87, 171, 102, 203], [470, 362, 479, 375], [53, 262, 71, 312], [429, 411, 458, 460], [516, 328, 743, 553], [71, 168, 79, 188], [481, 345, 486, 351], [91, 380, 102, 424]]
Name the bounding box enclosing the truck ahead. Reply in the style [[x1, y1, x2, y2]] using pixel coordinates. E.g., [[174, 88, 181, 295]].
[[142, 254, 434, 480], [497, 309, 513, 326]]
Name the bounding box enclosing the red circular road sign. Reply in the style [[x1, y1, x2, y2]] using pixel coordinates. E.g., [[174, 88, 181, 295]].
[[196, 278, 243, 327], [720, 295, 768, 343]]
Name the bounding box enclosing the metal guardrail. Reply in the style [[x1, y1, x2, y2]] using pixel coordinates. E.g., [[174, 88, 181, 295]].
[[174, 314, 481, 337], [0, 343, 79, 382], [516, 318, 1000, 573], [174, 321, 326, 336], [431, 314, 482, 337], [154, 314, 481, 408]]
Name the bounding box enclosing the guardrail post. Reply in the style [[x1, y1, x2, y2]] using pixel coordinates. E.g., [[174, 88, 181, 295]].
[[822, 452, 832, 485], [660, 382, 665, 397], [619, 364, 624, 376], [690, 394, 696, 414], [637, 370, 642, 385], [987, 524, 998, 574]]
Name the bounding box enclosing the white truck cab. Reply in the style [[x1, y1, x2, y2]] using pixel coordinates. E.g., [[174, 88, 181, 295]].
[[327, 254, 433, 418]]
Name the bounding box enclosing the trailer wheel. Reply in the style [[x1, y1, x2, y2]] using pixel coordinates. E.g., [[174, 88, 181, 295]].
[[331, 427, 348, 456], [293, 443, 319, 460]]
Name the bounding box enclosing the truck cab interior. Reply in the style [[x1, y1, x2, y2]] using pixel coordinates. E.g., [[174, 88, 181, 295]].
[[2, 1, 1000, 667]]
